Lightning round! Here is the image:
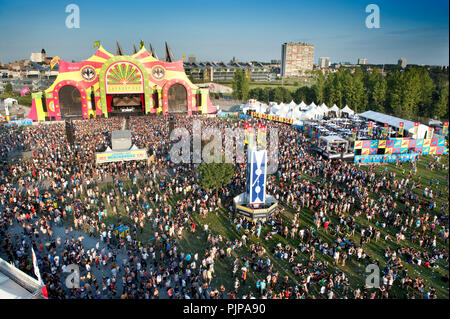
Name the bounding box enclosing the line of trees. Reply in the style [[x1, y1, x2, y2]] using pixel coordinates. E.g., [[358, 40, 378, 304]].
[[244, 67, 448, 121]]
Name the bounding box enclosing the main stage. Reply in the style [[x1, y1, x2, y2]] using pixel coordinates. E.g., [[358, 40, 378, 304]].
[[28, 41, 217, 122]]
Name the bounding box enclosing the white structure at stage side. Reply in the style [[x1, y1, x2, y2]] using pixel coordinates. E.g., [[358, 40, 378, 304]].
[[240, 99, 355, 122], [317, 135, 354, 159]]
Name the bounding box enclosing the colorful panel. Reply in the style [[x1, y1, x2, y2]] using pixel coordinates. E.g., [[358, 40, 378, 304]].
[[354, 141, 363, 149], [436, 147, 444, 154], [408, 139, 416, 148], [370, 140, 379, 148], [423, 139, 431, 147], [401, 140, 410, 148], [392, 148, 400, 154], [438, 139, 445, 147], [385, 147, 393, 154], [378, 140, 387, 148], [363, 141, 371, 148], [431, 139, 438, 147], [416, 139, 424, 147], [430, 146, 437, 154], [394, 140, 402, 148], [422, 147, 430, 155], [400, 147, 408, 154], [362, 148, 370, 155], [105, 61, 144, 94], [369, 148, 378, 155]]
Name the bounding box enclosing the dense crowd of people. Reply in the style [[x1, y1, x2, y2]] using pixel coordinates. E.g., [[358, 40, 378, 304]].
[[0, 114, 448, 299]]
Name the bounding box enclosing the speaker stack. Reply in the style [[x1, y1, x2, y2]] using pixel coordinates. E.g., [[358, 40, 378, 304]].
[[65, 120, 75, 146]]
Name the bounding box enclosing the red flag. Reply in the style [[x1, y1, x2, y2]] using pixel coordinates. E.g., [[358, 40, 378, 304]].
[[41, 285, 48, 298]]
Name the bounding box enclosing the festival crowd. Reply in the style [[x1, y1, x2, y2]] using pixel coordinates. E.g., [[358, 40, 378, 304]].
[[0, 115, 448, 299]]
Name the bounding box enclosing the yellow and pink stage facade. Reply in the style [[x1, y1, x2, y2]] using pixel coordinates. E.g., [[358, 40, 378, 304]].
[[28, 44, 216, 121]]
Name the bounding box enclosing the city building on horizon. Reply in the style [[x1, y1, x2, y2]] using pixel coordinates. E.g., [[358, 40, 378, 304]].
[[398, 57, 407, 68], [281, 42, 314, 77], [319, 57, 331, 68], [30, 49, 46, 63], [187, 55, 196, 63], [184, 61, 276, 82], [358, 58, 367, 65]]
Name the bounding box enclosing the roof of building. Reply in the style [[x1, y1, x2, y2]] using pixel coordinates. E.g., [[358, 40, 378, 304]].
[[358, 110, 428, 131], [320, 135, 348, 143]]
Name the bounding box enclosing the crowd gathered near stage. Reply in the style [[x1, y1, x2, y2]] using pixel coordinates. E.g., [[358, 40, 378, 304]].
[[0, 115, 448, 299]]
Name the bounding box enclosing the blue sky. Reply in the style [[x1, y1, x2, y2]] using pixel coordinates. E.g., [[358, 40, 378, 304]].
[[0, 0, 448, 65]]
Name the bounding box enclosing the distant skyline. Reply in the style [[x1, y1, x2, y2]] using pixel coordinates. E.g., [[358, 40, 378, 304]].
[[0, 0, 448, 66]]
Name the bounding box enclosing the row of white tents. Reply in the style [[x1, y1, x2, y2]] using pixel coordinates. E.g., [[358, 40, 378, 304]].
[[240, 100, 355, 123]]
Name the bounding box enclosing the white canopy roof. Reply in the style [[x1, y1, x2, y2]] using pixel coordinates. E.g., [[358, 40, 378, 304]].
[[329, 104, 340, 112], [359, 110, 429, 138], [341, 105, 354, 115], [298, 101, 307, 110]]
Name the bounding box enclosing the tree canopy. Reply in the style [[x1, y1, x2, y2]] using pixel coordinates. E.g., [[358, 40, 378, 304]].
[[247, 66, 448, 121], [198, 161, 235, 195]]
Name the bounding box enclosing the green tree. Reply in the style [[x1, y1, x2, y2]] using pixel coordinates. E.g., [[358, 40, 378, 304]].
[[232, 69, 249, 101], [260, 87, 270, 103], [198, 162, 235, 195], [4, 82, 13, 94], [416, 68, 434, 117], [271, 87, 284, 103], [248, 88, 261, 100], [371, 78, 387, 113], [434, 83, 449, 119], [388, 68, 421, 119], [18, 93, 32, 106], [293, 86, 315, 104], [313, 71, 325, 104]]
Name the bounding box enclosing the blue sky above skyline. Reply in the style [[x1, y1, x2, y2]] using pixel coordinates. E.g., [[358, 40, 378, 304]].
[[0, 0, 448, 65]]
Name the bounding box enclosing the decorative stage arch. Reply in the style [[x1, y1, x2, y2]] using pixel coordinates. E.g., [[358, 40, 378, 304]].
[[50, 80, 89, 120], [162, 79, 193, 115], [28, 43, 216, 121]]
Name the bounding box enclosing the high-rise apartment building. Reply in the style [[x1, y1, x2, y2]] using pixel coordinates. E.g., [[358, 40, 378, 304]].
[[398, 57, 407, 68], [358, 58, 367, 65], [319, 57, 330, 68], [281, 42, 314, 77]]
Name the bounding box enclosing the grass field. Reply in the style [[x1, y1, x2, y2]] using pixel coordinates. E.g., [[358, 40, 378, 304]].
[[248, 83, 303, 92], [82, 153, 449, 299]]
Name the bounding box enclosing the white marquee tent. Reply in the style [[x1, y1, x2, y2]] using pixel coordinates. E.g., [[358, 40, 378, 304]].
[[329, 104, 341, 116], [341, 105, 354, 116]]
